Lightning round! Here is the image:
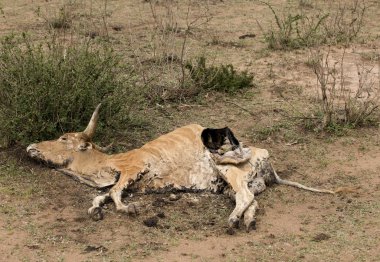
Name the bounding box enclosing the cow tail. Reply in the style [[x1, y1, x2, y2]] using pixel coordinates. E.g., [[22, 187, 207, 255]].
[[271, 164, 335, 195]]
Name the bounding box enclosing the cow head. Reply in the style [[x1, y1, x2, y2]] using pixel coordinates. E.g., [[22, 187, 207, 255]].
[[27, 104, 107, 168]]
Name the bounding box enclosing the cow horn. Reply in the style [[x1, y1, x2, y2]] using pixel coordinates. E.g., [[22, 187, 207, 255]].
[[83, 103, 101, 140]]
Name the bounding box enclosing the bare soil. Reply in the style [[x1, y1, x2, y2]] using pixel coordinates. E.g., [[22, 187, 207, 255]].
[[1, 0, 380, 261]]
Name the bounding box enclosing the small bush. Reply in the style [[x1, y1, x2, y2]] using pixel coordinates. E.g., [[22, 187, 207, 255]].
[[309, 49, 380, 130], [298, 0, 313, 9], [323, 0, 366, 44], [260, 2, 328, 50], [185, 56, 253, 94], [260, 0, 366, 50], [35, 3, 74, 30], [0, 34, 140, 146], [49, 16, 71, 29]]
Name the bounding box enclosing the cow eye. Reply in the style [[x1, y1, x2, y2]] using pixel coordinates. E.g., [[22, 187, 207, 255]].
[[78, 142, 92, 151], [60, 136, 67, 141]]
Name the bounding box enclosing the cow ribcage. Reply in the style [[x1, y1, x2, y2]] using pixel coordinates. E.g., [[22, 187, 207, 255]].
[[135, 150, 222, 193]]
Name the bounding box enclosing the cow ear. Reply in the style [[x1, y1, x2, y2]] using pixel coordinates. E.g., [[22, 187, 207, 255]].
[[78, 142, 93, 151]]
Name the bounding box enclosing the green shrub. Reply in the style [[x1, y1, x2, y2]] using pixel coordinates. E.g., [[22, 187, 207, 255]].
[[185, 56, 253, 94], [261, 1, 366, 50], [49, 15, 71, 29], [0, 34, 140, 146], [260, 2, 328, 50]]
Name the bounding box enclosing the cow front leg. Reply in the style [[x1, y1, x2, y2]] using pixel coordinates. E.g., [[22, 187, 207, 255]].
[[243, 200, 259, 232], [219, 166, 255, 229], [108, 169, 146, 215], [228, 189, 254, 228], [88, 169, 144, 219], [88, 193, 110, 221], [242, 177, 266, 232]]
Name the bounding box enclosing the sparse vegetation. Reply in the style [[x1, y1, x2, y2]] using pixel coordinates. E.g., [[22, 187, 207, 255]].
[[360, 51, 380, 62], [35, 2, 75, 30], [308, 49, 380, 130], [259, 1, 328, 50], [252, 123, 284, 141], [49, 7, 72, 29], [260, 0, 366, 50], [298, 0, 313, 9], [323, 0, 366, 44], [131, 0, 213, 103]]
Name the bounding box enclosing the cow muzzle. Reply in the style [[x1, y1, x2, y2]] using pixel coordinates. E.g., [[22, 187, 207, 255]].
[[27, 144, 40, 159], [27, 143, 71, 168]]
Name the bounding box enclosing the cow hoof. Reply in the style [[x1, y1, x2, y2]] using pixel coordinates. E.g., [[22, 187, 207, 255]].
[[226, 227, 236, 235], [228, 217, 240, 229], [89, 207, 103, 221], [245, 219, 256, 233], [126, 203, 139, 216]]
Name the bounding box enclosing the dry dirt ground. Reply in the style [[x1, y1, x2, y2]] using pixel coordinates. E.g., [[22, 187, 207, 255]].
[[1, 0, 380, 261]]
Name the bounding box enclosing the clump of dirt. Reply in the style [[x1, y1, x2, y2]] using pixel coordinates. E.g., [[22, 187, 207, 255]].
[[152, 197, 170, 207], [312, 233, 331, 242], [83, 245, 108, 253], [156, 212, 165, 218], [143, 216, 159, 227]]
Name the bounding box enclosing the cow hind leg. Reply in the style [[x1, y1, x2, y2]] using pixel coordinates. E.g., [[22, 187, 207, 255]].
[[219, 167, 255, 229], [104, 169, 146, 216]]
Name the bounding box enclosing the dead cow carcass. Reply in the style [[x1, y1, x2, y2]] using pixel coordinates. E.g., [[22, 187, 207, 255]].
[[27, 104, 334, 231]]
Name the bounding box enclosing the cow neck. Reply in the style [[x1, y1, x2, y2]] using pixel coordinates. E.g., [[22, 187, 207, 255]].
[[67, 149, 113, 173]]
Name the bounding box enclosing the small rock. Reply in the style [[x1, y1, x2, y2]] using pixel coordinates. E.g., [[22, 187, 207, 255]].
[[112, 25, 124, 31], [187, 197, 200, 206], [26, 244, 40, 250], [169, 193, 181, 201]]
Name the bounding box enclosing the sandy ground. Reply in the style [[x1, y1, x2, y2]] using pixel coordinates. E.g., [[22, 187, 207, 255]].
[[1, 0, 380, 261]]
